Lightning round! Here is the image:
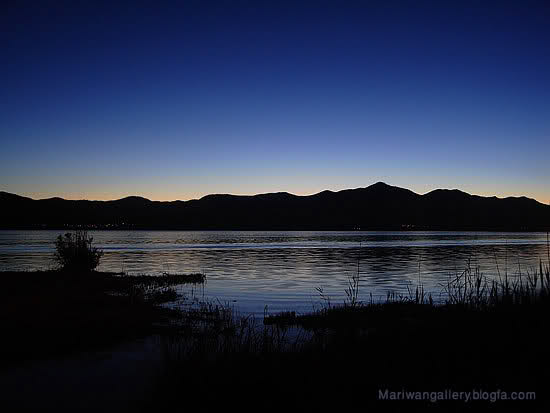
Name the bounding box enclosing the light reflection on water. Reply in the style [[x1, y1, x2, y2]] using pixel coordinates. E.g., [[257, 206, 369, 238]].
[[1, 231, 548, 316]]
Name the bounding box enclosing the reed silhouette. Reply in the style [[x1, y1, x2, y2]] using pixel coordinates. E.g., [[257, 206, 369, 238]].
[[152, 260, 550, 411], [2, 232, 550, 411]]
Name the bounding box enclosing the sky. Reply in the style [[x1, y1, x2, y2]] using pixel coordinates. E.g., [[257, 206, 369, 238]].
[[1, 1, 549, 204]]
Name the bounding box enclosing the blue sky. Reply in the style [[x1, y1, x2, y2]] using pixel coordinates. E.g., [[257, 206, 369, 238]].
[[1, 1, 549, 203]]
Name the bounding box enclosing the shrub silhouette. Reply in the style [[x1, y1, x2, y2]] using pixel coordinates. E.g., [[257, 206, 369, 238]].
[[54, 230, 103, 272]]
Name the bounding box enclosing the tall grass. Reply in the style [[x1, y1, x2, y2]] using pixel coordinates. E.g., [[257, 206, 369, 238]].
[[157, 243, 550, 372], [161, 301, 307, 366], [154, 255, 550, 411], [443, 259, 550, 309], [263, 257, 550, 333]]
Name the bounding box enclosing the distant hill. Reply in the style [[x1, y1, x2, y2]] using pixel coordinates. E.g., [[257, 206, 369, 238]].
[[1, 182, 548, 230]]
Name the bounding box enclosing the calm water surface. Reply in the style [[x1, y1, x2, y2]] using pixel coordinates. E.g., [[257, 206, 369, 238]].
[[1, 231, 549, 316]]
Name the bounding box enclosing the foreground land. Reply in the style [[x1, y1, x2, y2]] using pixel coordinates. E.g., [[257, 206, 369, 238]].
[[1, 267, 549, 412], [0, 270, 205, 363]]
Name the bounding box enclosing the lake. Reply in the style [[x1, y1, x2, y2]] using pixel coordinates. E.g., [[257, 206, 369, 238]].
[[1, 230, 548, 316]]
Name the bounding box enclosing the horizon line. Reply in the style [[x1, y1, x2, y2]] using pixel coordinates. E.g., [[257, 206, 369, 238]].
[[2, 182, 549, 206]]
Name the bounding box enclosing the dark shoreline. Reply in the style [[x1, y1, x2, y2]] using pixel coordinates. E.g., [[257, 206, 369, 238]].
[[1, 267, 549, 411]]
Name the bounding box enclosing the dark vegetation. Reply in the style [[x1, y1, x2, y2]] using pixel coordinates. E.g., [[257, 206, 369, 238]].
[[54, 230, 103, 271], [1, 182, 549, 230], [2, 232, 549, 411], [0, 269, 207, 364], [0, 235, 205, 364], [150, 261, 550, 412]]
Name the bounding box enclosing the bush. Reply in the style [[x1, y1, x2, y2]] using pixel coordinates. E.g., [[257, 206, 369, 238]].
[[54, 230, 103, 272]]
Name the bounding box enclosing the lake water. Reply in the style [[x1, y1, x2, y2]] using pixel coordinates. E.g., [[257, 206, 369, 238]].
[[1, 230, 549, 316]]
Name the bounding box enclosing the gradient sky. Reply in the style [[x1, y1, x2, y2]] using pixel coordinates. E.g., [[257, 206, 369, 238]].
[[2, 1, 549, 203]]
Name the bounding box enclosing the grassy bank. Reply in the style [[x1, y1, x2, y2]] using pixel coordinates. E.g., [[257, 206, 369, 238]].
[[151, 262, 550, 411], [2, 262, 549, 411]]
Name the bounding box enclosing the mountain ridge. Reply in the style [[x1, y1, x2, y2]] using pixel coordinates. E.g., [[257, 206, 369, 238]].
[[1, 183, 548, 231]]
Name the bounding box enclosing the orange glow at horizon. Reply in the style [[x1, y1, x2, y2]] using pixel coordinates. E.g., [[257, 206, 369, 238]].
[[18, 185, 550, 206]]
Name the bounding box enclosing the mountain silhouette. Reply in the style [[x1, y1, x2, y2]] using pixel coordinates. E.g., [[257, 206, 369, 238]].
[[1, 182, 548, 230]]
